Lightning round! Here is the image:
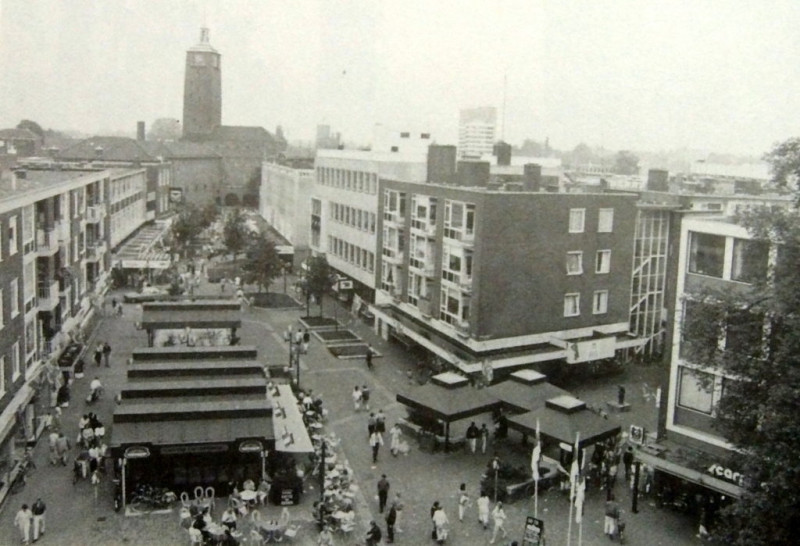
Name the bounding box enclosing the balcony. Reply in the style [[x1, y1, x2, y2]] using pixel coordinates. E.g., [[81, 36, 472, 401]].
[[86, 204, 106, 223], [382, 248, 404, 265], [55, 220, 70, 242], [85, 240, 107, 262], [460, 279, 473, 293], [36, 229, 59, 256], [423, 266, 436, 278], [37, 280, 60, 311], [383, 210, 404, 226]]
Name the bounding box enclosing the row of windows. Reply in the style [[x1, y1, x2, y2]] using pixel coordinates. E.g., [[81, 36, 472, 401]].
[[687, 232, 768, 283], [110, 192, 145, 214], [316, 167, 378, 195], [677, 366, 730, 416], [564, 290, 609, 317], [330, 203, 377, 234], [328, 236, 376, 273], [566, 250, 611, 275], [0, 343, 22, 397], [569, 208, 614, 234]]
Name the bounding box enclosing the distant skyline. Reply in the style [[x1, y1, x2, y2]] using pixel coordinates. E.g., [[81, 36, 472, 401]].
[[1, 0, 799, 155]]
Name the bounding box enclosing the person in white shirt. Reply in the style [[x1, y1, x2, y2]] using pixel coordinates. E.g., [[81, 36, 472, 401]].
[[477, 492, 490, 530], [369, 431, 384, 464], [489, 501, 508, 544], [432, 505, 449, 544], [389, 424, 403, 456], [90, 377, 103, 398]]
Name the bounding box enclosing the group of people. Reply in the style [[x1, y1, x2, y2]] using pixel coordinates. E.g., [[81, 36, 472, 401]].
[[13, 498, 46, 545], [92, 341, 113, 368], [465, 421, 491, 454]]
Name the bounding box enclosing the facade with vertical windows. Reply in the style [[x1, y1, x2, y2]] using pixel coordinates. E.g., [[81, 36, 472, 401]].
[[371, 180, 642, 374], [259, 161, 314, 267], [310, 150, 427, 303], [0, 166, 148, 504]]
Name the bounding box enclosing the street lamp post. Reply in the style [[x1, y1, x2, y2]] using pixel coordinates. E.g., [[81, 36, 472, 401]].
[[285, 327, 300, 388], [331, 276, 340, 331]]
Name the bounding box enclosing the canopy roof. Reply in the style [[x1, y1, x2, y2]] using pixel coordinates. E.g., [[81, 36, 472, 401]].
[[507, 405, 621, 448], [141, 309, 241, 329], [268, 384, 314, 454], [486, 380, 570, 413], [396, 384, 500, 422]]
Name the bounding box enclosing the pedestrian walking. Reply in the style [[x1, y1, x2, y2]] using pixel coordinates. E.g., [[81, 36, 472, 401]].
[[604, 494, 620, 538], [489, 501, 508, 544], [377, 474, 391, 513], [466, 422, 479, 454], [368, 412, 377, 438], [111, 298, 118, 315], [48, 431, 59, 465], [31, 498, 46, 541], [369, 430, 384, 464], [432, 503, 449, 544], [94, 343, 103, 367], [14, 504, 32, 545], [317, 525, 334, 546], [102, 342, 112, 367], [430, 501, 441, 539], [365, 344, 374, 370], [389, 423, 403, 456], [352, 386, 362, 412], [365, 520, 382, 546], [623, 446, 634, 482], [385, 501, 398, 543], [394, 493, 405, 533], [56, 432, 71, 465], [116, 301, 124, 316], [302, 328, 310, 354], [361, 384, 371, 410], [477, 491, 490, 530], [480, 424, 490, 454], [91, 469, 101, 503], [458, 483, 471, 522], [375, 409, 387, 434]]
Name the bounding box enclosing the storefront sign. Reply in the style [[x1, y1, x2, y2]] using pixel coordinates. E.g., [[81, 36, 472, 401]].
[[280, 488, 296, 505], [707, 463, 745, 486], [566, 336, 616, 364], [239, 440, 263, 453], [522, 516, 545, 546], [629, 425, 645, 445], [124, 447, 151, 459], [161, 444, 228, 455]]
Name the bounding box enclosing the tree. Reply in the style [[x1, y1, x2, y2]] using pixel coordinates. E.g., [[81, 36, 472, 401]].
[[16, 119, 44, 139], [613, 150, 640, 175], [570, 142, 595, 167], [170, 207, 203, 258], [147, 118, 182, 141], [198, 203, 219, 230], [680, 208, 800, 544], [763, 137, 800, 199], [242, 235, 282, 293], [223, 208, 249, 262], [305, 255, 333, 317]]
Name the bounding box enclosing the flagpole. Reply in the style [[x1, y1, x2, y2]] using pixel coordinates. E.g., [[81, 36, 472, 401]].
[[533, 419, 540, 518]]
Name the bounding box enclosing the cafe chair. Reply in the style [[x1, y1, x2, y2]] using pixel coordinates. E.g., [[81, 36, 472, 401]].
[[250, 509, 262, 522], [194, 486, 205, 502], [248, 528, 266, 546], [281, 524, 300, 541], [205, 486, 216, 510], [338, 521, 355, 536], [180, 491, 193, 508], [188, 527, 203, 545]]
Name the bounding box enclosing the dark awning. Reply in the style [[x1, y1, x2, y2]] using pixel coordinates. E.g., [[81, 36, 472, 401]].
[[110, 416, 273, 448], [396, 384, 500, 422], [141, 309, 242, 329], [635, 449, 743, 498], [507, 406, 621, 448]]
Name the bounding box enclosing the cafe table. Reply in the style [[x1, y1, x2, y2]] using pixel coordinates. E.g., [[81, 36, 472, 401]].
[[258, 520, 285, 543]]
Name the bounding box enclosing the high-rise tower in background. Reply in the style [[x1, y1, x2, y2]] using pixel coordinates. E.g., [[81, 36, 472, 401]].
[[458, 106, 497, 159], [183, 27, 222, 141]]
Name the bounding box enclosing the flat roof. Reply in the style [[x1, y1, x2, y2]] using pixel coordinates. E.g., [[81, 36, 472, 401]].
[[110, 416, 272, 447], [113, 399, 270, 423], [141, 309, 242, 329], [127, 360, 265, 379], [131, 345, 257, 361], [121, 376, 266, 398]]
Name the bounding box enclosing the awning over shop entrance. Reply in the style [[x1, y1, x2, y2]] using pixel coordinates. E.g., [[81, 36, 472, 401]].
[[507, 395, 621, 449], [268, 384, 314, 454], [635, 449, 743, 498]]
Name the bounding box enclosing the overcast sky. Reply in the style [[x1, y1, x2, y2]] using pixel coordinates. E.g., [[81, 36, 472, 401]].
[[1, 0, 799, 155]]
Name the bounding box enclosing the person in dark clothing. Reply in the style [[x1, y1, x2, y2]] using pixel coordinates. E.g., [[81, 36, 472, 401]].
[[466, 422, 480, 454], [365, 344, 374, 370], [361, 385, 371, 410], [365, 520, 382, 546], [385, 502, 397, 543], [377, 475, 390, 513], [623, 446, 634, 481]]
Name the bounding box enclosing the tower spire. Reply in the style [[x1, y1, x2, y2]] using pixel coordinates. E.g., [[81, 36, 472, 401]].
[[200, 27, 210, 44]]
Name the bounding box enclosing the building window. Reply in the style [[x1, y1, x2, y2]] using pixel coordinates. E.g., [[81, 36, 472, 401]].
[[10, 279, 18, 318], [598, 208, 614, 232], [566, 252, 583, 275], [678, 367, 714, 414], [0, 356, 5, 396], [568, 209, 585, 233], [688, 232, 725, 278], [0, 288, 4, 329], [400, 132, 410, 138], [8, 215, 17, 256], [731, 239, 768, 283], [595, 250, 611, 274], [593, 290, 608, 314], [564, 293, 580, 317], [11, 341, 20, 381], [391, 146, 399, 152], [421, 133, 430, 139]]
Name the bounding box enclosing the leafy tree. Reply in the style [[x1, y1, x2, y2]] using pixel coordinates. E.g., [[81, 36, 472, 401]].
[[305, 255, 333, 317], [16, 119, 44, 139], [223, 208, 249, 262], [680, 207, 800, 544], [170, 206, 202, 258], [570, 142, 595, 167], [763, 137, 800, 199], [147, 118, 182, 141], [242, 235, 282, 293], [613, 150, 640, 175], [199, 203, 219, 230]]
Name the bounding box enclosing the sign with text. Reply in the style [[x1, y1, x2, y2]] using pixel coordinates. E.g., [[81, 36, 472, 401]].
[[522, 516, 545, 546], [565, 336, 616, 364]]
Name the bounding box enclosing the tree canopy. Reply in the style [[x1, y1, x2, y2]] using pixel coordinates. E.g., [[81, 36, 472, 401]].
[[679, 141, 800, 545], [613, 150, 640, 175], [169, 204, 217, 258], [241, 235, 282, 293], [305, 255, 333, 316], [223, 208, 250, 260]]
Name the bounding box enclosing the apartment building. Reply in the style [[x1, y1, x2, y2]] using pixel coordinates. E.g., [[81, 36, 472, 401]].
[[0, 166, 148, 503], [458, 107, 497, 160], [370, 179, 643, 374], [310, 150, 427, 302]]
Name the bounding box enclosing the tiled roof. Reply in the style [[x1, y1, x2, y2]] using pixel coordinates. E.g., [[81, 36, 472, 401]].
[[160, 141, 220, 159], [211, 125, 272, 142], [59, 136, 158, 162]]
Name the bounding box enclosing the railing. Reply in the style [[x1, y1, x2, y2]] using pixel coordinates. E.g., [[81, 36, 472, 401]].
[[36, 229, 58, 254], [37, 280, 60, 310], [86, 204, 106, 222], [85, 241, 107, 261]]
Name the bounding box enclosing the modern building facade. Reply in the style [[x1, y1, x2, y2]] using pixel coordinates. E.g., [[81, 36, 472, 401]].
[[310, 150, 428, 303], [260, 161, 315, 267], [370, 179, 643, 374], [458, 107, 497, 160]]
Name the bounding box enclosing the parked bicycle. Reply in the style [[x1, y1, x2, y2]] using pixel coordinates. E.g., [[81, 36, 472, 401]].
[[10, 448, 36, 494], [129, 483, 177, 511]]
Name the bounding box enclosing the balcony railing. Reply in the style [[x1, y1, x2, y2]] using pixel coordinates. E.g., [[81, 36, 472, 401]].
[[37, 280, 60, 311], [85, 240, 107, 261], [36, 229, 59, 255], [86, 204, 106, 222]]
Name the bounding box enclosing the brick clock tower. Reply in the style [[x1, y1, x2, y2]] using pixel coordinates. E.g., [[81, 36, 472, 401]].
[[182, 28, 221, 141]]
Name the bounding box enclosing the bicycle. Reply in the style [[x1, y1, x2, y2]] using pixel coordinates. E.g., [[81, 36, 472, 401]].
[[10, 451, 36, 494]]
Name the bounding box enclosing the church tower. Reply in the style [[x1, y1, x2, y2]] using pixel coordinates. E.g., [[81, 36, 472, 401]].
[[182, 28, 221, 141]]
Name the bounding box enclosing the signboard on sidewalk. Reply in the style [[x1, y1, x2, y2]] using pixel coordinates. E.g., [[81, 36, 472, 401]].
[[522, 516, 544, 546]]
